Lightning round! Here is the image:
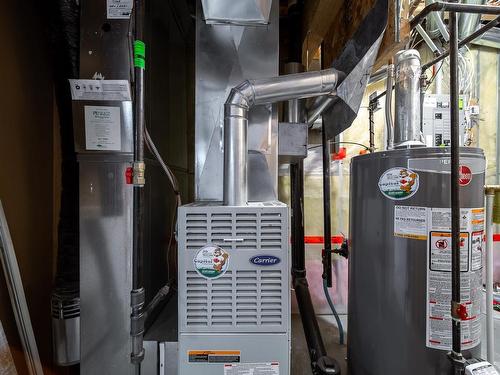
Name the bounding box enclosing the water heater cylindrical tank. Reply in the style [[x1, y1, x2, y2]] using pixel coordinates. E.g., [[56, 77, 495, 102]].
[[394, 49, 423, 148], [349, 147, 485, 375]]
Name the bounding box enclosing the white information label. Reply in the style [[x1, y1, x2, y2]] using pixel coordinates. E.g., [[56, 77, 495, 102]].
[[224, 362, 279, 375], [69, 79, 131, 101], [106, 0, 133, 19], [84, 106, 121, 151], [426, 207, 484, 351], [394, 205, 428, 240]]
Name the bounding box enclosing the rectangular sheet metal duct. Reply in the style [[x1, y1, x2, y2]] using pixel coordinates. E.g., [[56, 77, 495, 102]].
[[195, 0, 279, 202], [201, 0, 272, 25]]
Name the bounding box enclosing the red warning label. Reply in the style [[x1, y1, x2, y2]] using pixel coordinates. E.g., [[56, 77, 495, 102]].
[[459, 165, 472, 186]]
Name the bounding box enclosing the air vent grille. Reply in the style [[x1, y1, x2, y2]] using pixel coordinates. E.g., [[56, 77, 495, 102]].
[[185, 210, 284, 251], [180, 204, 288, 334], [184, 269, 284, 329]]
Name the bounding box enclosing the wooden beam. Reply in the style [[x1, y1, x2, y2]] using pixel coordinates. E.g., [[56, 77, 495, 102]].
[[301, 0, 343, 69], [318, 0, 411, 71]]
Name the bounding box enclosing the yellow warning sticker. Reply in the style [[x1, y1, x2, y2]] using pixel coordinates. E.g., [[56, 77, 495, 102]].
[[394, 233, 427, 241], [394, 205, 428, 240]]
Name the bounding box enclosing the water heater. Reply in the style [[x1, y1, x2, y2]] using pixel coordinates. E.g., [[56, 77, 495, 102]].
[[348, 147, 485, 374]]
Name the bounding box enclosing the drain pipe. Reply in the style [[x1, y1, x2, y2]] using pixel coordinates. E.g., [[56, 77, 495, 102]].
[[224, 69, 340, 206]]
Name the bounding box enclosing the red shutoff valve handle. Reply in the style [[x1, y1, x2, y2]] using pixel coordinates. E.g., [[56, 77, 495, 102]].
[[455, 303, 468, 321]]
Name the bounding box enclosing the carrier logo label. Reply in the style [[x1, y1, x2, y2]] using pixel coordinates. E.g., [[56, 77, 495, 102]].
[[193, 245, 229, 279], [378, 167, 419, 200], [250, 255, 281, 266], [459, 165, 472, 186]]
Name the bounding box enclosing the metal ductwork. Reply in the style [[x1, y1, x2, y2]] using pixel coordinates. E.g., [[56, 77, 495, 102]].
[[459, 0, 487, 40], [223, 69, 340, 206], [201, 0, 272, 25], [321, 0, 389, 140], [424, 0, 450, 41], [394, 49, 424, 148]]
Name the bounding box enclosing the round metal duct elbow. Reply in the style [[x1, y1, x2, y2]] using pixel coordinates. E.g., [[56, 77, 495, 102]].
[[223, 68, 340, 206]]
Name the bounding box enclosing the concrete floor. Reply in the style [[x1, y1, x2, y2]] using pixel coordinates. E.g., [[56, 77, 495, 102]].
[[291, 314, 348, 374]]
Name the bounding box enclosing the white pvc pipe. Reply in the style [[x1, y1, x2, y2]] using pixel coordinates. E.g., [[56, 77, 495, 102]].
[[485, 191, 495, 364]]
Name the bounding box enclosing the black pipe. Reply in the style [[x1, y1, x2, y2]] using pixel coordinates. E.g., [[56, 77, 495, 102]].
[[410, 1, 500, 29], [448, 5, 464, 373], [422, 15, 500, 71], [131, 0, 146, 370], [290, 162, 306, 277], [321, 123, 332, 288], [288, 87, 340, 375], [284, 3, 341, 373], [368, 104, 375, 152], [293, 278, 341, 373]]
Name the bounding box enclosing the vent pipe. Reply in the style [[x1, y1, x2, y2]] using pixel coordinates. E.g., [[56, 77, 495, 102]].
[[459, 0, 487, 40], [394, 49, 424, 148], [224, 69, 340, 206]]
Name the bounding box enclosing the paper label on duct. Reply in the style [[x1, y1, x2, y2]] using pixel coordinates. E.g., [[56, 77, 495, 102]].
[[106, 0, 133, 19], [378, 167, 419, 200], [69, 79, 131, 101], [84, 106, 121, 151], [425, 207, 484, 351], [394, 205, 428, 240], [223, 362, 279, 375]]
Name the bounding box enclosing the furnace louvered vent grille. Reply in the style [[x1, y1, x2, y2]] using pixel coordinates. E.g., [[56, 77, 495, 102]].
[[185, 210, 284, 251], [179, 204, 288, 334], [184, 269, 284, 330]]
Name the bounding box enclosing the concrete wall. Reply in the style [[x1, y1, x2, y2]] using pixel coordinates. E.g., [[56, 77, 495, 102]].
[[0, 1, 56, 374]]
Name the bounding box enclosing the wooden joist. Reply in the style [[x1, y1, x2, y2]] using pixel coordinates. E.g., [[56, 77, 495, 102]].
[[301, 0, 411, 70], [301, 0, 343, 69]]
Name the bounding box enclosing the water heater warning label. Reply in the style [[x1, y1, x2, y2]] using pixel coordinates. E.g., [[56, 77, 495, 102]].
[[426, 207, 484, 351], [394, 205, 427, 240], [224, 362, 279, 375]]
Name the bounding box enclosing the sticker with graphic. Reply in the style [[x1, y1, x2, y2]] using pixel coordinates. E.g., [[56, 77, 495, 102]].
[[459, 165, 472, 186], [378, 167, 419, 200], [193, 245, 229, 279]]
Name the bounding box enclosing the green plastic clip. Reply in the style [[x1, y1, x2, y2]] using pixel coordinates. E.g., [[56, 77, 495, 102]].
[[134, 40, 146, 69]]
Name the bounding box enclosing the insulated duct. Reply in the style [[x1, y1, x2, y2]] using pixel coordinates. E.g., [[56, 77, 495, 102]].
[[224, 69, 340, 206]]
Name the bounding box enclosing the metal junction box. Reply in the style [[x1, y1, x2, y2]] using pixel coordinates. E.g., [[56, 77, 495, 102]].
[[278, 122, 308, 164], [178, 202, 290, 375]]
